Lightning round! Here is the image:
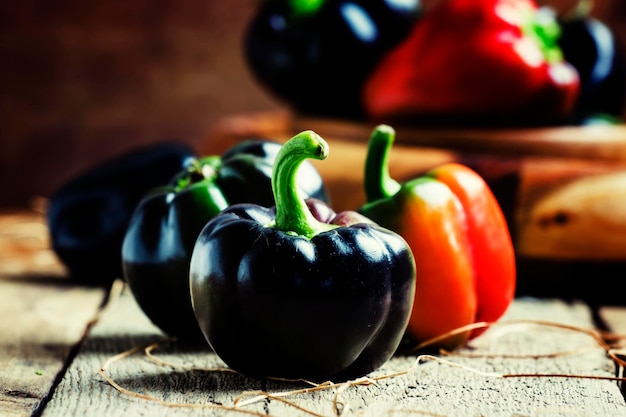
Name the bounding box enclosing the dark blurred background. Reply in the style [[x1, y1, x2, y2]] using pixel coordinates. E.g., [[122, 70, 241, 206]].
[[0, 1, 283, 208], [1, 0, 625, 208]]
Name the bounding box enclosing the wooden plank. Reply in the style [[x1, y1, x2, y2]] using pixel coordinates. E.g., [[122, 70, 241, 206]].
[[599, 305, 626, 396], [0, 280, 107, 417], [208, 112, 626, 163], [602, 306, 626, 334], [264, 299, 626, 417], [40, 283, 268, 417], [291, 115, 626, 162], [0, 209, 64, 278], [514, 161, 626, 260], [42, 285, 626, 417], [0, 211, 109, 417]]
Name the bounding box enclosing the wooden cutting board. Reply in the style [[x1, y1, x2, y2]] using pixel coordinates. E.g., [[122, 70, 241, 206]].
[[205, 111, 626, 161]]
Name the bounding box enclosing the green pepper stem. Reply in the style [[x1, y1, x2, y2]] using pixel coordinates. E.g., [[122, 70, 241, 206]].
[[288, 0, 326, 18], [364, 124, 402, 202], [272, 130, 332, 239], [523, 6, 563, 64], [175, 156, 221, 191]]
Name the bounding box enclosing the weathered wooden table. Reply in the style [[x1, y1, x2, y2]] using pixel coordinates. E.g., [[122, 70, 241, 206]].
[[2, 210, 626, 417]]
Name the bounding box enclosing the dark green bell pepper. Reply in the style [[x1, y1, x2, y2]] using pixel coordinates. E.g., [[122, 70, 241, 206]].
[[122, 139, 329, 342]]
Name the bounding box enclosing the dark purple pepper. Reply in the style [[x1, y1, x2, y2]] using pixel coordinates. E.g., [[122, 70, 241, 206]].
[[558, 15, 626, 123], [46, 141, 196, 285], [189, 131, 415, 380], [122, 139, 329, 342], [244, 0, 422, 119]]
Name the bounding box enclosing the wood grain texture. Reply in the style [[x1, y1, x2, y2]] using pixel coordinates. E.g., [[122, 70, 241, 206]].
[[1, 211, 625, 416], [206, 111, 626, 162], [599, 306, 626, 396], [41, 284, 268, 417], [0, 209, 64, 278], [602, 307, 626, 334], [42, 285, 626, 417], [516, 169, 626, 259], [0, 211, 108, 417], [291, 115, 626, 161], [0, 280, 107, 417]]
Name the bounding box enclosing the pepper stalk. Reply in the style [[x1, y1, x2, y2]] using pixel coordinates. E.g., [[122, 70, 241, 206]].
[[364, 124, 402, 202], [288, 0, 326, 18], [172, 156, 230, 215], [271, 130, 335, 239]]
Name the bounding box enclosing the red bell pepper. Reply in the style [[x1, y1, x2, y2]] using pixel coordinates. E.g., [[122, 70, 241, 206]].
[[359, 125, 516, 349], [363, 0, 580, 126]]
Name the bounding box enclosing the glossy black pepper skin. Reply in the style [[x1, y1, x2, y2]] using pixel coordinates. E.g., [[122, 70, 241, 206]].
[[122, 140, 329, 342], [244, 0, 421, 119], [46, 141, 195, 285], [122, 187, 221, 343], [558, 16, 626, 123], [189, 202, 416, 381], [215, 139, 329, 205]]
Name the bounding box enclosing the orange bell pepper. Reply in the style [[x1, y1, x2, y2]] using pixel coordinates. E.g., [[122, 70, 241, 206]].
[[359, 125, 516, 349]]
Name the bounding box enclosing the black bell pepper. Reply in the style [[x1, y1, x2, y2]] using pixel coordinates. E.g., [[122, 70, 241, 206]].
[[557, 5, 626, 124], [189, 130, 416, 380], [122, 139, 329, 342], [244, 0, 421, 119], [213, 138, 328, 205], [46, 141, 195, 285]]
